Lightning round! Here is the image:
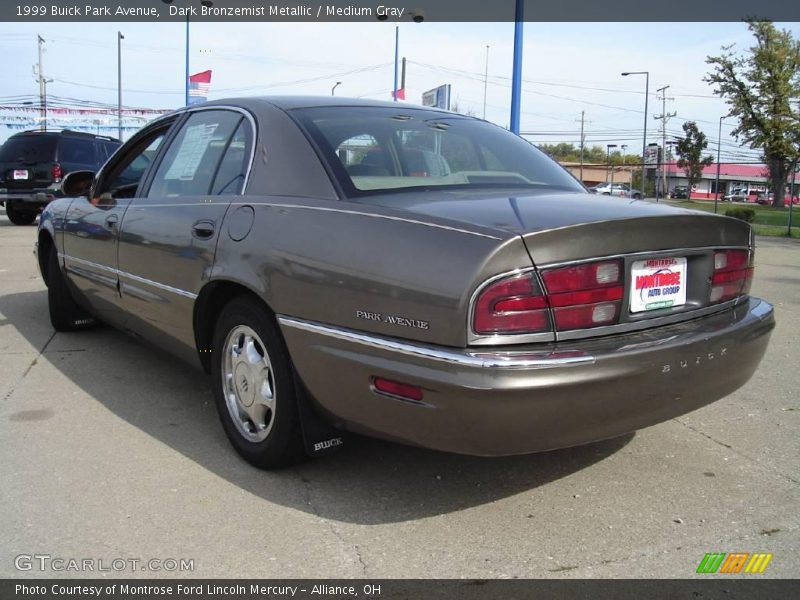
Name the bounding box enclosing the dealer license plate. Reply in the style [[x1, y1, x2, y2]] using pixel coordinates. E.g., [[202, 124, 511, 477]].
[[630, 257, 687, 313], [13, 170, 29, 180]]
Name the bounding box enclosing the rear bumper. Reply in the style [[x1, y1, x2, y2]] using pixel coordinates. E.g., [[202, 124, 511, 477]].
[[0, 188, 60, 207], [279, 297, 775, 456]]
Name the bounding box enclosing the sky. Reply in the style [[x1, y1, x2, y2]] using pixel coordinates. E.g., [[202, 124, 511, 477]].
[[1, 20, 798, 162]]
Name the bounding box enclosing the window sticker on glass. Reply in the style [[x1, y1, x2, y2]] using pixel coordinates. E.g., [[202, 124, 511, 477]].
[[164, 123, 219, 180]]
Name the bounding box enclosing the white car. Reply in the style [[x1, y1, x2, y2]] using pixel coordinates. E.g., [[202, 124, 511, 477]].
[[590, 183, 643, 199]]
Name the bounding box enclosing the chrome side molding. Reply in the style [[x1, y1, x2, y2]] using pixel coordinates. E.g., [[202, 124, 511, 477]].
[[277, 315, 595, 370]]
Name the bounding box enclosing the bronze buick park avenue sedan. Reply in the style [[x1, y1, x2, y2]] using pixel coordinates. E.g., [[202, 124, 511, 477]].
[[35, 97, 775, 468]]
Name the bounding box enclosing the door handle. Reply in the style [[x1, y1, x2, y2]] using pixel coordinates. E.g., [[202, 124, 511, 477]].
[[105, 214, 119, 228], [192, 220, 216, 239]]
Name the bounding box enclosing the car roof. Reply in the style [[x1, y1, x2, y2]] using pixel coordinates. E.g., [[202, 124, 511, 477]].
[[10, 129, 120, 142], [190, 95, 459, 116]]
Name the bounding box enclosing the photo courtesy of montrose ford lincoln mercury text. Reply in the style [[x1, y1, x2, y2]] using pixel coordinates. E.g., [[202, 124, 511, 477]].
[[35, 97, 775, 469]]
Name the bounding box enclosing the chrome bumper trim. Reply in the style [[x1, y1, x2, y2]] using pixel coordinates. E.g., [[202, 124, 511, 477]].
[[277, 316, 595, 370]]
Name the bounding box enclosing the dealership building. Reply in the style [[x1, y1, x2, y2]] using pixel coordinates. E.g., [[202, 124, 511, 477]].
[[661, 162, 772, 199], [562, 160, 782, 199]]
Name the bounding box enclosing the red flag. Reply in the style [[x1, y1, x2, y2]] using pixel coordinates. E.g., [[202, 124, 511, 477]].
[[188, 70, 212, 105], [392, 88, 405, 101], [189, 70, 212, 84]]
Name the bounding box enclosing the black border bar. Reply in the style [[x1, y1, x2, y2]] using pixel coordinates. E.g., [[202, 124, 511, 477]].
[[2, 579, 800, 600], [2, 0, 800, 22]]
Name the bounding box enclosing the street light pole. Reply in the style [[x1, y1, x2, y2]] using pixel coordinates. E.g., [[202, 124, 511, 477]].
[[42, 78, 52, 131], [606, 144, 616, 183], [622, 71, 649, 200], [578, 110, 585, 184], [37, 34, 45, 132], [509, 0, 524, 134], [393, 24, 399, 101], [714, 115, 725, 214], [621, 144, 627, 189], [331, 81, 342, 96], [162, 0, 212, 107], [483, 44, 489, 119], [184, 8, 190, 106], [117, 31, 124, 140]]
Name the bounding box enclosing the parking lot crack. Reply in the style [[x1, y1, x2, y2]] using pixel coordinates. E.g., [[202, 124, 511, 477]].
[[2, 332, 55, 402], [673, 417, 800, 486], [300, 475, 368, 576]]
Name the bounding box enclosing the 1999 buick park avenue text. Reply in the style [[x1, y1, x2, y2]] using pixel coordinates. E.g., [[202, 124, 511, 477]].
[[35, 97, 775, 469]]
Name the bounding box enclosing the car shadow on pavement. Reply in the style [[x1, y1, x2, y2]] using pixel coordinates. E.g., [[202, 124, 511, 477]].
[[1, 290, 633, 525]]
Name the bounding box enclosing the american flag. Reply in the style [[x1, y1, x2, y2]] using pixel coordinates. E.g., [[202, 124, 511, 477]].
[[188, 70, 212, 105]]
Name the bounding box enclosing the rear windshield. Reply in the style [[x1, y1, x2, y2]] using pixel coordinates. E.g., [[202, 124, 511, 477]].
[[292, 106, 583, 196], [0, 135, 58, 163]]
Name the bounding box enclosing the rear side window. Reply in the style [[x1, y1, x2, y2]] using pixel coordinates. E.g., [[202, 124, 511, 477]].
[[148, 110, 242, 198], [210, 121, 251, 195], [58, 137, 97, 165], [0, 136, 57, 163]]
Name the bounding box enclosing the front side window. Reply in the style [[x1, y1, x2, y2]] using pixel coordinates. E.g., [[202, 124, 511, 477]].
[[292, 106, 583, 196], [148, 110, 242, 198], [102, 134, 166, 196], [94, 121, 173, 200]]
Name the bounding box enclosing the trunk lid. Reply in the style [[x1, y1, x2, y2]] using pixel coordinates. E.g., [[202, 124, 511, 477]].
[[363, 189, 752, 262], [364, 189, 752, 342]]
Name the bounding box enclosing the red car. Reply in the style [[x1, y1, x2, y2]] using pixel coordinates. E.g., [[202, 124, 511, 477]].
[[759, 193, 799, 206]]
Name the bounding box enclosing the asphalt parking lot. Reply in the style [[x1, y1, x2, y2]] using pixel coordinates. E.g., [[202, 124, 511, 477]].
[[1, 209, 798, 579]]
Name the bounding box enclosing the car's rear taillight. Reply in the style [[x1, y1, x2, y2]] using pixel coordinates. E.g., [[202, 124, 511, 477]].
[[472, 272, 550, 335], [541, 259, 624, 331], [52, 163, 62, 182], [711, 250, 753, 303]]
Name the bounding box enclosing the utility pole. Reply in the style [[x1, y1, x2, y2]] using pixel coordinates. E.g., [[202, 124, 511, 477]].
[[117, 31, 124, 141], [654, 85, 676, 202], [577, 110, 587, 184], [788, 159, 797, 236], [37, 34, 45, 131], [401, 56, 406, 92], [666, 140, 677, 199], [482, 45, 489, 120]]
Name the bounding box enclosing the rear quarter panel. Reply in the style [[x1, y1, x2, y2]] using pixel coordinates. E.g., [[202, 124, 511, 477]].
[[211, 196, 529, 347]]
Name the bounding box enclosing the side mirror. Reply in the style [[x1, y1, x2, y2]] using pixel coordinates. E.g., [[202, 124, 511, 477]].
[[61, 170, 95, 197]]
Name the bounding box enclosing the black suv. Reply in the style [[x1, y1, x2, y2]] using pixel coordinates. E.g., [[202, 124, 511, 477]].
[[0, 130, 120, 225]]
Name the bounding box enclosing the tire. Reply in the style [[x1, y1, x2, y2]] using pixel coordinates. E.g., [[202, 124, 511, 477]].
[[211, 296, 305, 469], [5, 203, 37, 225], [47, 246, 95, 331]]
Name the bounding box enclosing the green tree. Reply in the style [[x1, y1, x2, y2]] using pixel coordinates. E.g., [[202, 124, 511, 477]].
[[706, 20, 800, 207], [675, 121, 714, 195]]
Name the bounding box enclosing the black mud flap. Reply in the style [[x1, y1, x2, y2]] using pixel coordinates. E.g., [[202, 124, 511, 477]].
[[292, 371, 345, 458]]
